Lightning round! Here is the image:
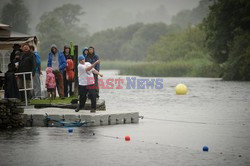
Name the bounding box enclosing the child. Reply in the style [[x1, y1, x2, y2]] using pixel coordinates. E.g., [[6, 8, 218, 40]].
[[45, 67, 56, 99]]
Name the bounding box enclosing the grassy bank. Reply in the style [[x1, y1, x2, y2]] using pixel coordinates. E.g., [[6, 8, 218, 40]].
[[119, 59, 221, 77]]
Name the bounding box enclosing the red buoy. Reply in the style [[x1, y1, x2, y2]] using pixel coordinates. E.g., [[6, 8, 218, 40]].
[[125, 135, 130, 141]]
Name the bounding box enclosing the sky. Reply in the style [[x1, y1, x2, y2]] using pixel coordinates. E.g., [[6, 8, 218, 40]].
[[1, 0, 200, 34]]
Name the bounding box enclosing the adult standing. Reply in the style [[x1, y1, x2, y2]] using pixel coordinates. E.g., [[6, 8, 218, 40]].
[[63, 45, 74, 97], [10, 43, 22, 64], [30, 45, 42, 99], [75, 55, 103, 113], [82, 47, 88, 58], [47, 44, 66, 99], [85, 46, 100, 99], [18, 43, 36, 101]]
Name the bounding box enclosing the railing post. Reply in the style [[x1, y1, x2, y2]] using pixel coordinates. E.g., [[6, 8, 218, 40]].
[[74, 45, 78, 96], [23, 73, 28, 106]]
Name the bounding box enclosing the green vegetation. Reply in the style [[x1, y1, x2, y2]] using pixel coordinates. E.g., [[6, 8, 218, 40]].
[[119, 59, 220, 77], [36, 4, 87, 61], [171, 0, 211, 29], [100, 60, 140, 70], [30, 96, 76, 105], [83, 22, 173, 61], [203, 0, 250, 80], [1, 0, 30, 33]]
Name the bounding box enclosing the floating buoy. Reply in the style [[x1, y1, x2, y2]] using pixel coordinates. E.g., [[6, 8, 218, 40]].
[[68, 128, 73, 133], [202, 146, 209, 152], [125, 135, 131, 141], [176, 83, 188, 95]]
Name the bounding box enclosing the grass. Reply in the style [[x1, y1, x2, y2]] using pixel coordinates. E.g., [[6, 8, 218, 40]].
[[119, 58, 221, 77], [41, 58, 221, 77], [41, 60, 140, 70], [30, 96, 77, 105]]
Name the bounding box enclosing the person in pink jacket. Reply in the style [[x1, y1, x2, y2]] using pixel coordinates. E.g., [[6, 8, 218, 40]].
[[45, 67, 56, 99]]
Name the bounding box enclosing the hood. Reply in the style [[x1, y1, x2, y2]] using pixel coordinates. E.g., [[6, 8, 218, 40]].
[[82, 47, 88, 54], [51, 44, 57, 49], [46, 67, 53, 74]]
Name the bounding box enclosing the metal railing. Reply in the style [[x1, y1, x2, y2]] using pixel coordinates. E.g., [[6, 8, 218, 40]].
[[0, 72, 33, 106]]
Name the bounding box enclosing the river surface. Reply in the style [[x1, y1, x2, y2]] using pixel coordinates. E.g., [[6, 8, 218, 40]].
[[0, 70, 250, 166]]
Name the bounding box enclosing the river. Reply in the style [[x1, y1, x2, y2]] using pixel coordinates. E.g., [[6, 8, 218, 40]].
[[0, 70, 250, 166]]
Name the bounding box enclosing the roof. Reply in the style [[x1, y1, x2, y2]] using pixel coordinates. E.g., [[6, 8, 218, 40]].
[[0, 23, 37, 49]]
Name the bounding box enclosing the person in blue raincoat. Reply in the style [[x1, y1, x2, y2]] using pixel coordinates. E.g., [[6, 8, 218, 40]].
[[47, 44, 66, 99]]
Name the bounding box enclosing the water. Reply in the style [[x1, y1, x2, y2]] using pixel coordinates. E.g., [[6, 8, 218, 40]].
[[1, 70, 250, 166]]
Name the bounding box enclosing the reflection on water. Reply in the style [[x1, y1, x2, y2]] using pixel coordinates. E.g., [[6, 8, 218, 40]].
[[0, 70, 250, 166]]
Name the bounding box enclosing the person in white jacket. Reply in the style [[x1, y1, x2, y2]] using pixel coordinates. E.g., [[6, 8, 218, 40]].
[[75, 55, 103, 113]]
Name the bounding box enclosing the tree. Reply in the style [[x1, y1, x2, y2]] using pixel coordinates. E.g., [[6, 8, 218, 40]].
[[1, 0, 30, 33], [36, 4, 87, 60], [120, 22, 168, 60], [146, 26, 209, 62], [171, 0, 211, 29], [203, 0, 250, 80]]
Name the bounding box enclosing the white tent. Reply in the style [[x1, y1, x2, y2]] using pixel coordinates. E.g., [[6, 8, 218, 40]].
[[0, 23, 38, 72]]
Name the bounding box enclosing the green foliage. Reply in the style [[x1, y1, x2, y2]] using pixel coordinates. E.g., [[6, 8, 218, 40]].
[[36, 4, 87, 60], [222, 32, 250, 80], [100, 60, 140, 70], [84, 22, 170, 61], [119, 24, 221, 77], [121, 23, 168, 60], [203, 0, 250, 80], [147, 26, 209, 62], [171, 0, 211, 29], [1, 0, 30, 33], [119, 59, 220, 77]]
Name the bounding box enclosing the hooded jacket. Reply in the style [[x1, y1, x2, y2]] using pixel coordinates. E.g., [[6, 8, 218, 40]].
[[81, 47, 88, 58], [45, 67, 56, 89], [47, 44, 66, 73], [85, 50, 100, 71]]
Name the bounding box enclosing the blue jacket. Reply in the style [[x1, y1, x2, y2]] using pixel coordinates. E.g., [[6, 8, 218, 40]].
[[34, 51, 41, 74], [47, 51, 66, 73], [85, 53, 100, 71]]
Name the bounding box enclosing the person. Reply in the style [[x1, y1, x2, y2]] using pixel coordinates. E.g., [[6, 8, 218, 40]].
[[45, 67, 56, 100], [85, 46, 100, 99], [82, 47, 88, 58], [18, 43, 36, 101], [10, 44, 22, 64], [4, 63, 20, 98], [30, 45, 42, 99], [47, 44, 66, 99], [63, 45, 74, 97], [75, 55, 103, 113], [12, 51, 21, 72]]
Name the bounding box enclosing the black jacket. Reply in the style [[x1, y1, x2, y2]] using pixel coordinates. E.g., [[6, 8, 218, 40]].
[[4, 71, 20, 98], [18, 51, 36, 80]]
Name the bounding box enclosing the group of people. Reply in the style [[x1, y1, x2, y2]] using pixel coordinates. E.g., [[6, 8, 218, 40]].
[[5, 43, 40, 100], [4, 43, 103, 113]]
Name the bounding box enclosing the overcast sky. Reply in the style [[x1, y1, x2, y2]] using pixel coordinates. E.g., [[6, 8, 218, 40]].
[[1, 0, 200, 34]]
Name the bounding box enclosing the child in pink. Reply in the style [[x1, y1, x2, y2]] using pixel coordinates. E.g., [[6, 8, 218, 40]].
[[45, 67, 56, 99]]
